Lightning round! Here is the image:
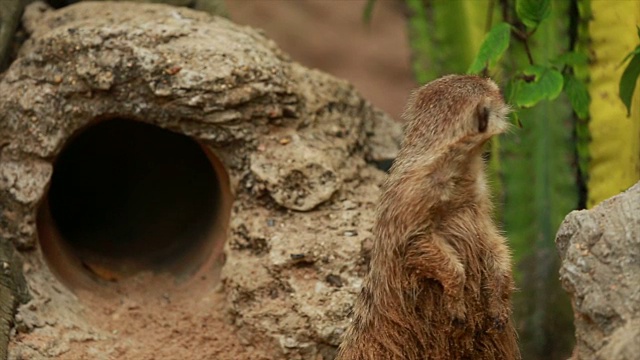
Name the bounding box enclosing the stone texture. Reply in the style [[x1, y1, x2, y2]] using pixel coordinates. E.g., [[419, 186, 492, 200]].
[[556, 181, 640, 360], [0, 2, 400, 359]]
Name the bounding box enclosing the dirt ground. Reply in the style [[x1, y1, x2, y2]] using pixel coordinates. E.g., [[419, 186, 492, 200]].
[[10, 267, 274, 360]]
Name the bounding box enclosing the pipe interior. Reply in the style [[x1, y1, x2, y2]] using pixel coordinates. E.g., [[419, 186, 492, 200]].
[[44, 118, 221, 281]]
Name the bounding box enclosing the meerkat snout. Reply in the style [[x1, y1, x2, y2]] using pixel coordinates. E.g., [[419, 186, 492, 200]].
[[401, 75, 511, 155], [477, 96, 511, 137]]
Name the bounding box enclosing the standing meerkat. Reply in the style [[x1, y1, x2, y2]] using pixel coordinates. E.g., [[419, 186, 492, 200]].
[[337, 75, 521, 360]]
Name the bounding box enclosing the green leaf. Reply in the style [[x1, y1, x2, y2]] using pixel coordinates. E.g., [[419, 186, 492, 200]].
[[619, 51, 640, 116], [512, 65, 564, 108], [516, 0, 551, 29], [552, 52, 589, 67], [619, 45, 640, 67], [467, 22, 511, 74], [511, 111, 523, 128], [563, 74, 590, 119], [362, 0, 377, 25]]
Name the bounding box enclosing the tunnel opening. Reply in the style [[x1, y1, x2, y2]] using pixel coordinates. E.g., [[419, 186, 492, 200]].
[[37, 118, 230, 287]]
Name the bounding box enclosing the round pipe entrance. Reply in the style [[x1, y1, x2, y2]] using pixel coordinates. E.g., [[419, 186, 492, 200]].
[[37, 118, 230, 287]]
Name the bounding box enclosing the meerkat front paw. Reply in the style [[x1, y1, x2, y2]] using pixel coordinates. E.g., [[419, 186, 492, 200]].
[[405, 233, 468, 323], [486, 303, 509, 332], [483, 272, 513, 332]]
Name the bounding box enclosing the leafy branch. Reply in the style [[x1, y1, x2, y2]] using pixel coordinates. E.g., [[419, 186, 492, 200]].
[[468, 0, 589, 120], [619, 27, 640, 116]]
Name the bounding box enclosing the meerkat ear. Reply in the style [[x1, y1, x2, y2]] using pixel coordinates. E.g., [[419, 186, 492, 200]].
[[476, 104, 490, 133]]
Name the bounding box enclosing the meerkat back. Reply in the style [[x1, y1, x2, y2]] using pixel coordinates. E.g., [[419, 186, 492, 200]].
[[337, 75, 521, 360]]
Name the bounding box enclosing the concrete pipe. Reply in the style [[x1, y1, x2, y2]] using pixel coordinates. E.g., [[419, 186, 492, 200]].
[[37, 118, 231, 289]]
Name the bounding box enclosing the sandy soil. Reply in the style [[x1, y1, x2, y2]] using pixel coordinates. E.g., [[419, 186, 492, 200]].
[[12, 209, 272, 360]]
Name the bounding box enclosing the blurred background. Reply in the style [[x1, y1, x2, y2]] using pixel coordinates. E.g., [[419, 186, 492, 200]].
[[4, 1, 640, 360], [227, 0, 416, 121]]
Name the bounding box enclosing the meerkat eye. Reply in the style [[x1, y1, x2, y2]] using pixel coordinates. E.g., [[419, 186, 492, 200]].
[[476, 105, 490, 133]]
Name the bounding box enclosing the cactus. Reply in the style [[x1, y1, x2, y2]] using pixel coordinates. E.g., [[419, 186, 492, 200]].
[[586, 1, 640, 208], [501, 2, 577, 357], [406, 0, 490, 84]]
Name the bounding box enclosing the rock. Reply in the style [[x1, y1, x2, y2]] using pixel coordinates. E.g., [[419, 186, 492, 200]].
[[556, 181, 640, 360], [0, 2, 401, 359], [250, 140, 339, 211]]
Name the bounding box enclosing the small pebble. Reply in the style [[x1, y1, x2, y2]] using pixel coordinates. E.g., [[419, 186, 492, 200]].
[[342, 200, 358, 210], [279, 136, 291, 145], [290, 253, 306, 260], [326, 274, 343, 288]]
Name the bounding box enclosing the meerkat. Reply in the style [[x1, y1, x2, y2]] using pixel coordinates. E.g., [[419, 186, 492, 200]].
[[336, 75, 521, 360]]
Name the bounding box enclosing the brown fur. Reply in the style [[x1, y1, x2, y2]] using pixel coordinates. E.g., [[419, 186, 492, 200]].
[[336, 75, 521, 360]]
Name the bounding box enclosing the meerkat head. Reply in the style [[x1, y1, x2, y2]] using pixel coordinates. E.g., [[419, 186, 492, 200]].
[[401, 75, 511, 153]]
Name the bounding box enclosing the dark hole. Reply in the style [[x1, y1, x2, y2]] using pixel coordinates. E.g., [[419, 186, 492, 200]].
[[47, 118, 220, 277], [371, 158, 395, 173], [47, 0, 82, 9]]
